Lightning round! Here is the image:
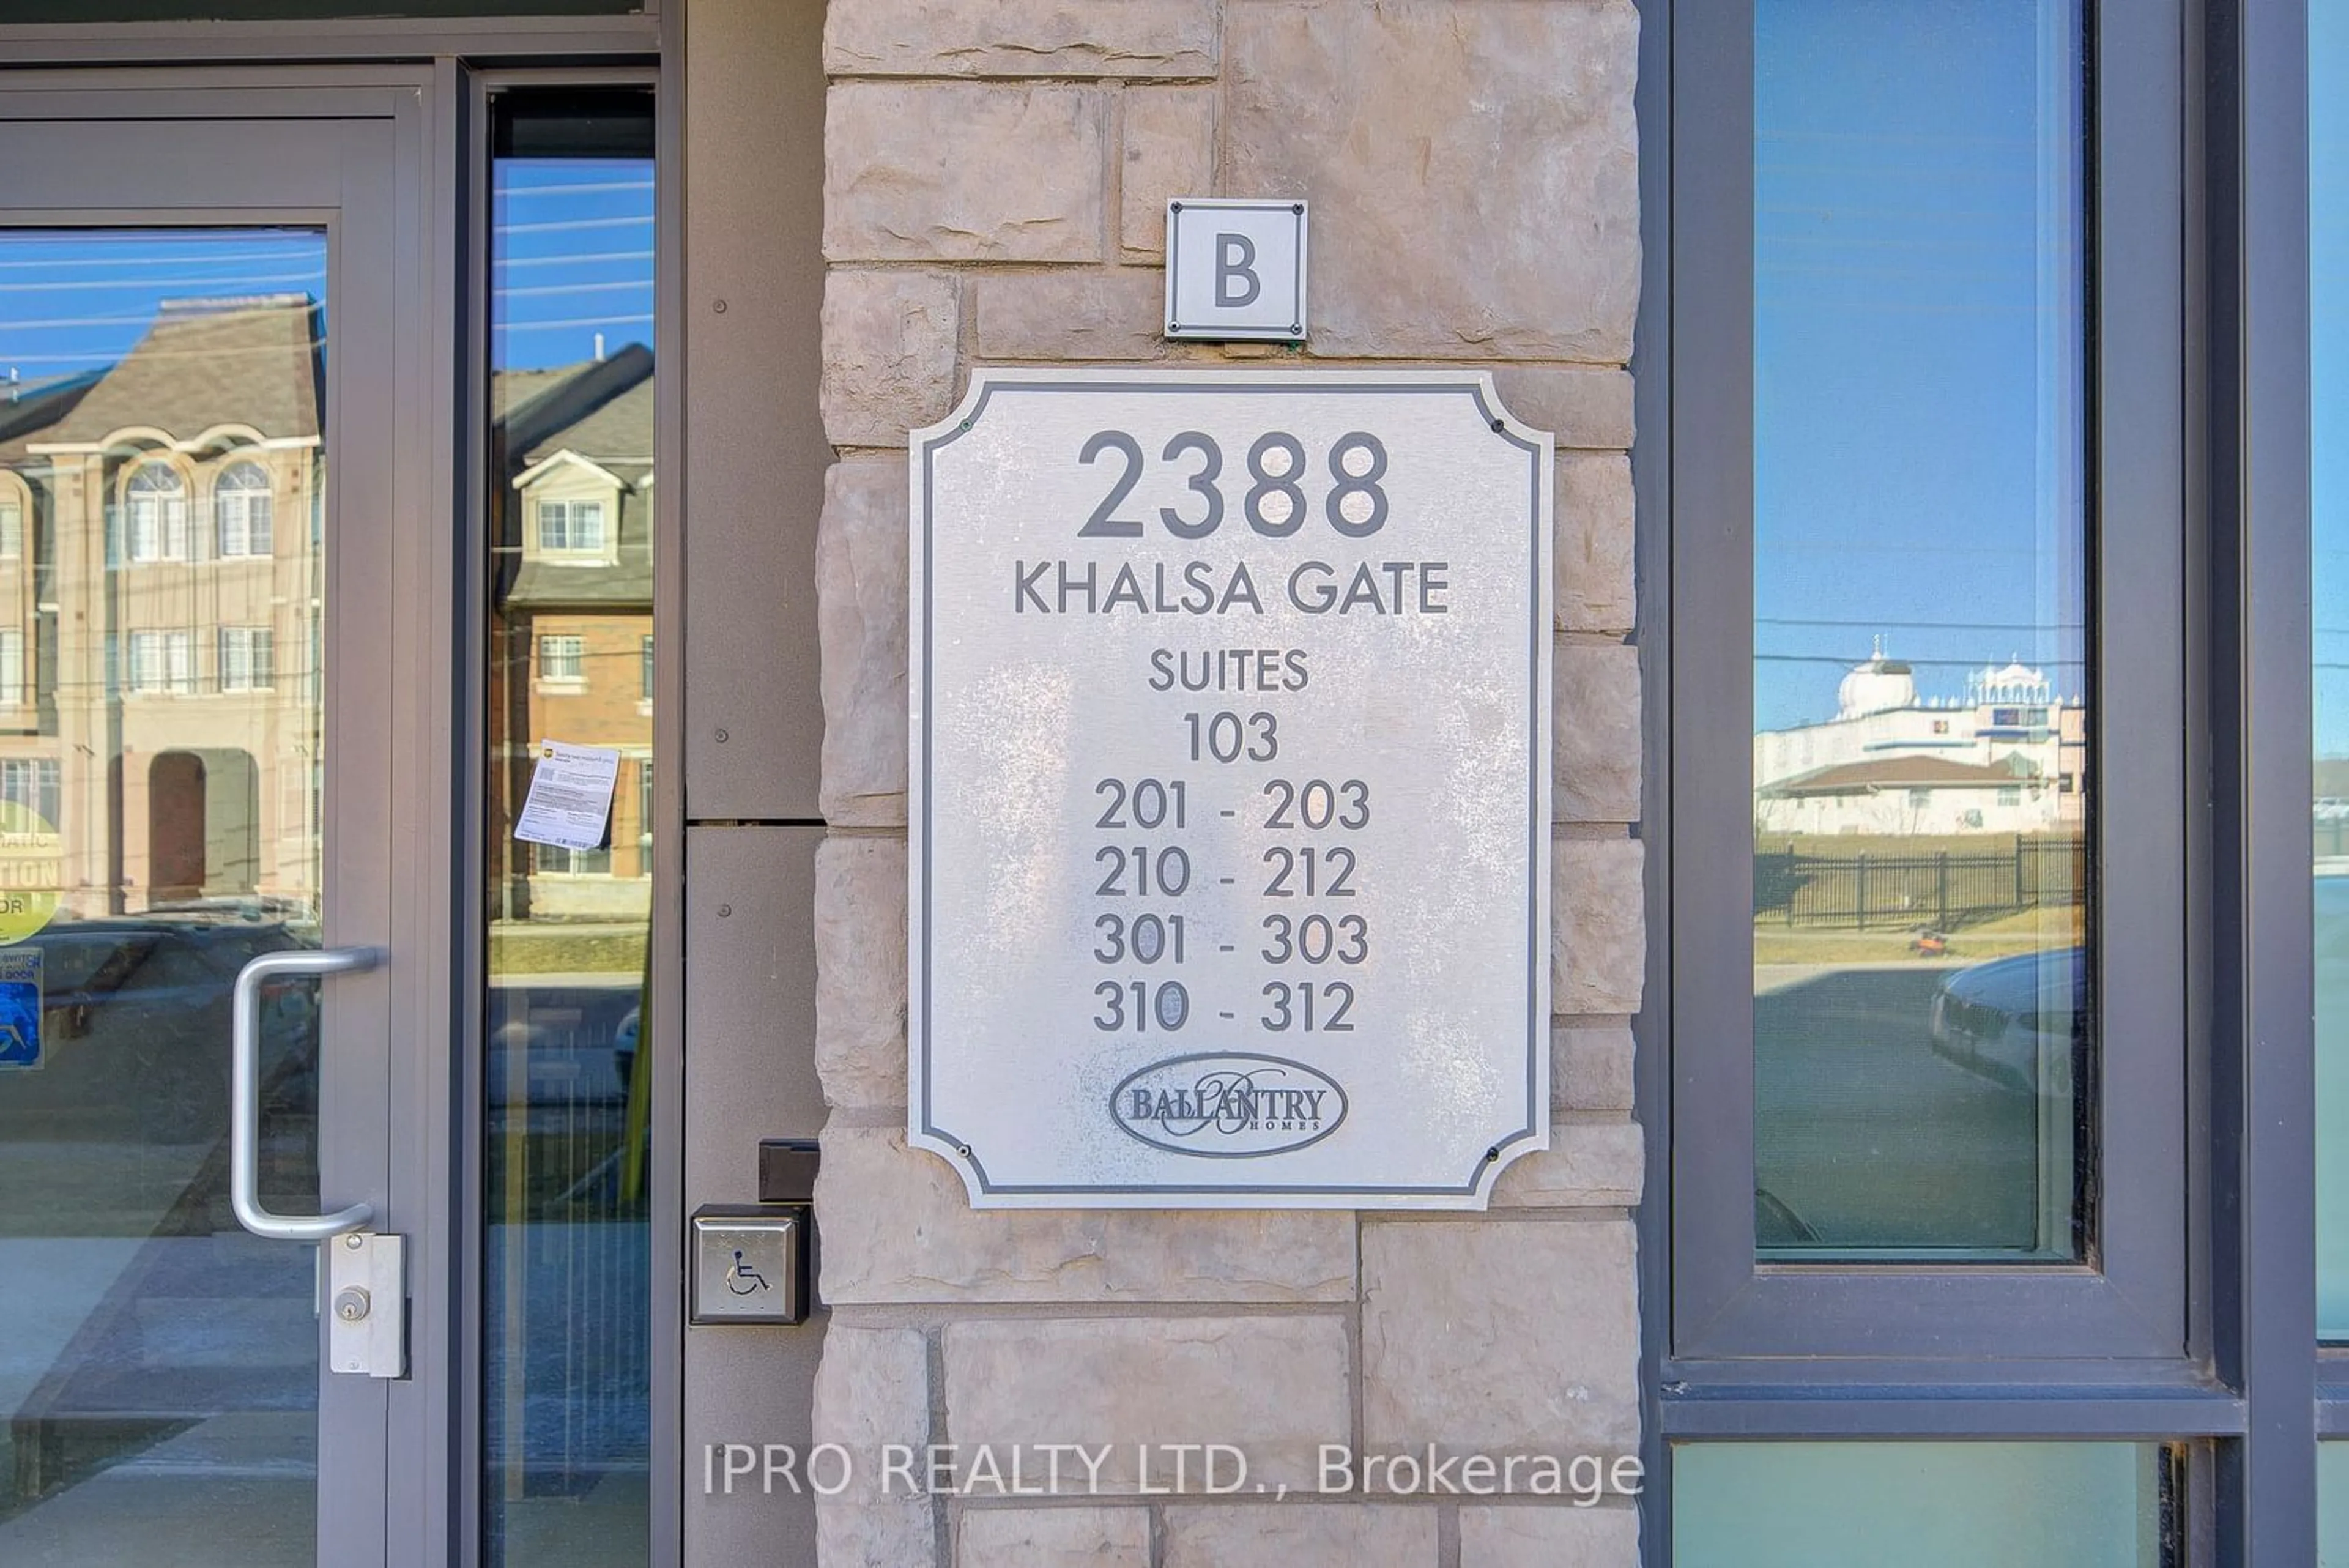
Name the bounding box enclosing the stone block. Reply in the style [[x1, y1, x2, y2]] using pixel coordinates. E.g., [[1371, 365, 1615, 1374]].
[[818, 1499, 935, 1568], [1553, 836, 1645, 1016], [1554, 1025, 1636, 1113], [813, 1324, 935, 1564], [973, 269, 1171, 361], [814, 1321, 930, 1451], [821, 268, 959, 448], [814, 834, 908, 1109], [1122, 87, 1218, 258], [828, 83, 1107, 263], [817, 458, 909, 827], [1491, 1122, 1644, 1208], [957, 1506, 1152, 1567], [1493, 366, 1636, 452], [1361, 1220, 1641, 1462], [1226, 1, 1639, 360], [826, 0, 1217, 80], [817, 1123, 1356, 1304], [1556, 452, 1635, 634], [1458, 1506, 1642, 1568], [1554, 640, 1642, 823], [943, 1316, 1351, 1491], [1160, 1504, 1436, 1568]]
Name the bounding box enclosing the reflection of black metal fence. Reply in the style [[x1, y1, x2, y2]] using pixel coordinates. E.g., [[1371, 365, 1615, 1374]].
[[1754, 838, 2087, 929]]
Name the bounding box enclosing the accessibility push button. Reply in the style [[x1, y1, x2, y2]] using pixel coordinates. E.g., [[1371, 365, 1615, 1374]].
[[689, 1206, 809, 1325]]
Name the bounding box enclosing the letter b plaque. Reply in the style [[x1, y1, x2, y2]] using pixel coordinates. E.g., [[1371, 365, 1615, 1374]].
[[1166, 198, 1308, 342]]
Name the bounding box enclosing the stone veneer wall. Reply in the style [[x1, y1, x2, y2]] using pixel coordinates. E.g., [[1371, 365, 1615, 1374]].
[[807, 4, 1646, 1564]]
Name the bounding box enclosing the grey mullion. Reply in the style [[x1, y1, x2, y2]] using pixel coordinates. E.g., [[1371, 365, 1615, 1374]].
[[2212, 0, 2322, 1561], [1659, 1395, 2247, 1441], [1663, 0, 1765, 1355], [1664, 1354, 2240, 1392], [1631, 0, 1673, 1561]]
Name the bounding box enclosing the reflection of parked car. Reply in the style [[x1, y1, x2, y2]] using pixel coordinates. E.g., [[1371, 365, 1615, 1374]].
[[1928, 946, 2085, 1098], [0, 917, 319, 1143]]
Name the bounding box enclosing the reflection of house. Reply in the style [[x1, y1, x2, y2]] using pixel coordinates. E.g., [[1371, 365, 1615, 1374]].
[[1754, 644, 2087, 836], [1757, 755, 2059, 836], [0, 297, 323, 917], [489, 344, 653, 921]]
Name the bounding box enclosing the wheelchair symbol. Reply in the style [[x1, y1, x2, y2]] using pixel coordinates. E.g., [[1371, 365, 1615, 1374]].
[[724, 1249, 770, 1295]]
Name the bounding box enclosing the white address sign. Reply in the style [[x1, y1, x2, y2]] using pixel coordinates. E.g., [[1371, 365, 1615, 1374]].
[[909, 368, 1553, 1208]]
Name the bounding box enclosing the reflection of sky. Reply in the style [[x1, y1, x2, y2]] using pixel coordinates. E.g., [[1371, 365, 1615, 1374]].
[[0, 164, 650, 393], [2314, 0, 2349, 1340], [0, 229, 325, 385], [2317, 1, 2349, 756], [1756, 0, 2085, 733], [492, 158, 654, 373]]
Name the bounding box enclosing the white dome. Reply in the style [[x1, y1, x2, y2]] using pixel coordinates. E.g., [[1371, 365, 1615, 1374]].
[[1837, 644, 1917, 719]]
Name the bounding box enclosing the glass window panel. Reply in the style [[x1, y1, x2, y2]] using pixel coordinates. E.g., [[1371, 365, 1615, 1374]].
[[0, 226, 327, 1562], [220, 626, 273, 693], [216, 461, 273, 559], [538, 633, 584, 682], [537, 498, 607, 555], [2314, 0, 2349, 1340], [483, 88, 653, 1568], [126, 461, 187, 563], [1753, 0, 2091, 1259], [1674, 1442, 2172, 1568], [2323, 1445, 2349, 1565]]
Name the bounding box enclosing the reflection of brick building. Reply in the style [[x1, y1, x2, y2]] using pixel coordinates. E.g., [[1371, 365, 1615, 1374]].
[[488, 344, 653, 921], [0, 297, 324, 918]]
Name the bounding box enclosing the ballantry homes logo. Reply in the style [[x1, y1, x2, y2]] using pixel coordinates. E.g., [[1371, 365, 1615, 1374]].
[[1110, 1053, 1347, 1158]]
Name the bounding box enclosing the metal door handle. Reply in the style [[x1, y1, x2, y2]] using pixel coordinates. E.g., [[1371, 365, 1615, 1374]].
[[231, 945, 380, 1242]]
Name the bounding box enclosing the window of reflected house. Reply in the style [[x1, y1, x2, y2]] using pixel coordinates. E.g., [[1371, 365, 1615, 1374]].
[[215, 461, 273, 557], [124, 461, 188, 563]]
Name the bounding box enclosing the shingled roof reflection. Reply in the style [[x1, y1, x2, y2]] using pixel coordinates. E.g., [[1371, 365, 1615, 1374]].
[[37, 295, 322, 448]]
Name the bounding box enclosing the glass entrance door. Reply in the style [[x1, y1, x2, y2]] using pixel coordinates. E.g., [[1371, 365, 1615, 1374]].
[[0, 110, 415, 1567]]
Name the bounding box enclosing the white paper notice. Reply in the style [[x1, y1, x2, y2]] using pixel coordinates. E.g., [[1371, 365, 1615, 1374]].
[[514, 740, 621, 851]]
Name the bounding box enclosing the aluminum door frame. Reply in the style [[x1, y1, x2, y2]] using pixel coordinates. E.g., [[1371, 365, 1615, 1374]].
[[0, 79, 453, 1568]]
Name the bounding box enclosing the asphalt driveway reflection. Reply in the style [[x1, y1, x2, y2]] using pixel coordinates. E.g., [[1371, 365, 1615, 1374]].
[[1756, 962, 2047, 1252]]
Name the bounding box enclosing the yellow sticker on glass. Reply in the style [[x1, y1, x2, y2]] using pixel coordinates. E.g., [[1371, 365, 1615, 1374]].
[[0, 800, 63, 945]]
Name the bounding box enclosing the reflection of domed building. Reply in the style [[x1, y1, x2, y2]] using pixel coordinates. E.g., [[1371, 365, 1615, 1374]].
[[1755, 640, 2086, 837], [1836, 641, 1917, 719]]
